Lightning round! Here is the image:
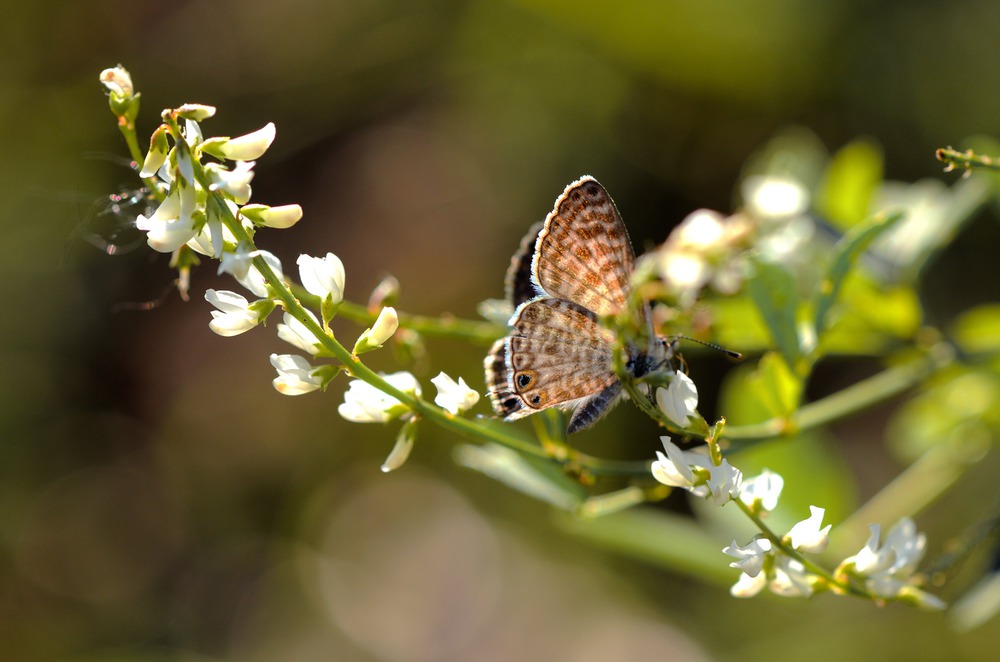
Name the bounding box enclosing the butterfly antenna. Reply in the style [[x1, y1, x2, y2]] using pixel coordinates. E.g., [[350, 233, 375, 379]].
[[675, 336, 743, 361]]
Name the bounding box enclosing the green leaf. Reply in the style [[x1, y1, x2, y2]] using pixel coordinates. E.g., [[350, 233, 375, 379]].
[[453, 443, 585, 510], [556, 508, 733, 584], [816, 138, 884, 229], [952, 304, 1000, 355], [886, 367, 1000, 462], [747, 258, 802, 371], [718, 352, 803, 423], [813, 210, 905, 340], [709, 294, 773, 353]]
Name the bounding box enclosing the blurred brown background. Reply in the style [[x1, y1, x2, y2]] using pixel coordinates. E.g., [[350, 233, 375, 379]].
[[3, 0, 1000, 659]]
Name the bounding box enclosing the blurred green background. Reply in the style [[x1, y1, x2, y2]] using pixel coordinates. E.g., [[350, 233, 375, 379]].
[[3, 0, 1000, 659]]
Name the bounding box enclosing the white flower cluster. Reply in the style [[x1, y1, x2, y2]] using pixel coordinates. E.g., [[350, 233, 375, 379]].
[[637, 175, 814, 306], [650, 437, 943, 608]]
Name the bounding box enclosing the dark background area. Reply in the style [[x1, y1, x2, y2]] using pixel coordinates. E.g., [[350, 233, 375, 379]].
[[2, 1, 999, 659]]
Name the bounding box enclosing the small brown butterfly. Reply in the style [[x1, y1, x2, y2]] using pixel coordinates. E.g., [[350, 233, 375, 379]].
[[484, 176, 666, 433]]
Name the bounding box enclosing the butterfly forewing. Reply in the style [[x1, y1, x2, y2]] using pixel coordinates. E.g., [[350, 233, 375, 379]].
[[504, 221, 544, 308], [533, 176, 635, 317]]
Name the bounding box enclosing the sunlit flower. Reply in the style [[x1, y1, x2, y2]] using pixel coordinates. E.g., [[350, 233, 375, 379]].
[[706, 459, 743, 506], [235, 250, 283, 298], [650, 436, 710, 498], [135, 214, 194, 253], [731, 567, 768, 598], [205, 122, 276, 161], [241, 203, 303, 229], [431, 372, 481, 414], [276, 310, 322, 355], [298, 252, 346, 304], [338, 371, 421, 423], [655, 372, 699, 427], [174, 103, 216, 121], [205, 289, 260, 336], [218, 241, 260, 280], [269, 353, 323, 395], [742, 175, 809, 219], [187, 199, 244, 258], [787, 505, 832, 554], [182, 118, 204, 148], [739, 469, 784, 512], [769, 556, 814, 598], [353, 306, 398, 354], [99, 66, 133, 98], [723, 537, 773, 578], [381, 419, 418, 473], [205, 160, 255, 204], [847, 524, 896, 577], [139, 125, 170, 178]]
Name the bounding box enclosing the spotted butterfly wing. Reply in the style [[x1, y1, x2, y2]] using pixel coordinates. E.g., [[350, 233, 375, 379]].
[[485, 176, 639, 433]]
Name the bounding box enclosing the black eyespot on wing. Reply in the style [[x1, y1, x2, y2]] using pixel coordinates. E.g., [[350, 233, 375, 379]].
[[516, 373, 533, 389], [530, 394, 541, 405]]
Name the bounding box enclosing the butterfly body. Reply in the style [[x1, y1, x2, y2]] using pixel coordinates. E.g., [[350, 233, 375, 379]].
[[485, 176, 664, 433]]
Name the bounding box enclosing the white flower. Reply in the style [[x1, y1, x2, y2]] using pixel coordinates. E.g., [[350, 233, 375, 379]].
[[655, 372, 699, 427], [787, 506, 832, 554], [270, 353, 323, 395], [739, 469, 784, 512], [276, 310, 322, 355], [205, 289, 260, 336], [135, 213, 198, 253], [218, 241, 260, 280], [353, 306, 398, 354], [731, 568, 768, 598], [672, 209, 728, 250], [338, 371, 421, 423], [175, 145, 196, 187], [881, 518, 927, 577], [297, 252, 346, 304], [186, 200, 244, 257], [174, 103, 216, 121], [650, 436, 710, 498], [182, 118, 204, 147], [742, 175, 809, 219], [847, 524, 897, 577], [209, 122, 276, 161], [381, 420, 418, 473], [842, 519, 942, 607], [99, 66, 133, 98], [431, 372, 481, 414], [139, 125, 169, 178], [706, 459, 743, 506], [205, 160, 255, 204], [723, 538, 773, 578], [236, 250, 283, 298], [769, 556, 814, 598], [241, 203, 303, 229]]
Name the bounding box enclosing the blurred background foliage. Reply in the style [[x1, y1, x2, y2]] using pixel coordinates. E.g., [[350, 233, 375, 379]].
[[3, 0, 1000, 659]]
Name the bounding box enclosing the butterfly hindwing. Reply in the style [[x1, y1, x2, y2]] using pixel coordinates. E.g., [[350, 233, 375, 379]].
[[497, 298, 618, 417]]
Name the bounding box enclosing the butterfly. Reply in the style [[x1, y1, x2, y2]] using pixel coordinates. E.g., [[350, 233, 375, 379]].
[[484, 176, 667, 433]]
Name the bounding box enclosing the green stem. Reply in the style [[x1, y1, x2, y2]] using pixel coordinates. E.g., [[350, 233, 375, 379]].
[[297, 292, 505, 346], [722, 349, 944, 443], [198, 184, 643, 477], [936, 146, 1000, 173], [734, 499, 870, 598]]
